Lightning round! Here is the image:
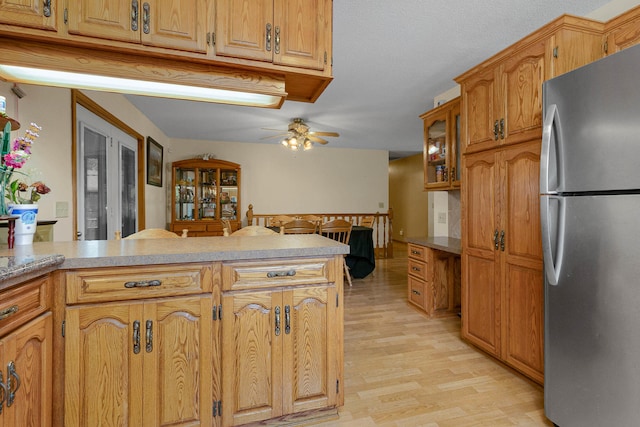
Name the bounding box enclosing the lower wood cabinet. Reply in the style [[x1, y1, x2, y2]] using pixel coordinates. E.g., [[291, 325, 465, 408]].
[[0, 275, 52, 427], [407, 243, 460, 317], [62, 264, 216, 427], [221, 257, 341, 426]]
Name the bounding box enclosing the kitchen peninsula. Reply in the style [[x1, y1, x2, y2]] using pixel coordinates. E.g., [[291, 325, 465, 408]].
[[0, 235, 348, 427]]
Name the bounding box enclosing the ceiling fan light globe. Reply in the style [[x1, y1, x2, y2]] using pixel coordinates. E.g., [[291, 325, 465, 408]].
[[303, 140, 313, 150]]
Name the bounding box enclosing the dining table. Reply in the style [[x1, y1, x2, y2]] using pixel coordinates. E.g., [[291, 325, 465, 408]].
[[345, 225, 375, 279]]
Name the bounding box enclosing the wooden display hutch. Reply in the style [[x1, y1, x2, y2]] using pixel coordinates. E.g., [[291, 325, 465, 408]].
[[170, 158, 241, 236]]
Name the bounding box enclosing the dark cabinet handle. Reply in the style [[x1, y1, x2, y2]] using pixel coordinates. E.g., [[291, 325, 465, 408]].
[[266, 23, 272, 52], [0, 371, 6, 414], [131, 0, 138, 31], [500, 230, 505, 252], [494, 120, 499, 140], [274, 26, 281, 54], [124, 279, 161, 288], [145, 320, 153, 353], [6, 362, 19, 408], [142, 2, 150, 34], [0, 305, 18, 321], [275, 306, 281, 336], [499, 118, 505, 139], [285, 305, 290, 335], [412, 289, 421, 296], [411, 266, 421, 272], [133, 320, 141, 354], [267, 270, 296, 278], [493, 230, 499, 250], [43, 0, 51, 17]]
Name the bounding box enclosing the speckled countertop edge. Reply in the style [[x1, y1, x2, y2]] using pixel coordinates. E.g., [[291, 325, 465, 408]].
[[0, 234, 349, 271], [406, 236, 461, 255]]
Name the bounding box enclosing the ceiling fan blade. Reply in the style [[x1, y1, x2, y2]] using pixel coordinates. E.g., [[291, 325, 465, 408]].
[[310, 131, 339, 137], [261, 127, 288, 132], [307, 135, 329, 144]]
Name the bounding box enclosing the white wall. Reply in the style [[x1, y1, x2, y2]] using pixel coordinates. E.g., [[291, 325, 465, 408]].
[[0, 83, 388, 240], [166, 138, 389, 223], [588, 0, 640, 20]]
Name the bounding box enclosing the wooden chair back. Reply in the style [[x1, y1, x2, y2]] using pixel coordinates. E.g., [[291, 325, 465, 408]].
[[282, 219, 318, 234], [360, 215, 375, 228], [268, 215, 295, 228], [230, 226, 279, 236], [300, 214, 323, 230], [320, 219, 352, 245], [119, 228, 185, 239]]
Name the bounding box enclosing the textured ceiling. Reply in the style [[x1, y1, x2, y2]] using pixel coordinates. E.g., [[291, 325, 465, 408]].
[[125, 0, 614, 159]]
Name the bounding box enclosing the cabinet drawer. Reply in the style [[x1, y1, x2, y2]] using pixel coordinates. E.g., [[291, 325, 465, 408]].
[[408, 244, 429, 262], [408, 259, 429, 281], [66, 263, 214, 304], [408, 276, 426, 310], [174, 223, 207, 232], [0, 274, 50, 336], [222, 258, 334, 291]]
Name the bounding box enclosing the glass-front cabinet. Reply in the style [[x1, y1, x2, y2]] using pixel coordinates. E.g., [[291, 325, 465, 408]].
[[420, 97, 461, 190], [171, 158, 241, 236]]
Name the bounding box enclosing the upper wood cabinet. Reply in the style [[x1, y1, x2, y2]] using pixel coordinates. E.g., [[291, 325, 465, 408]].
[[457, 16, 603, 155], [0, 0, 57, 31], [604, 5, 640, 55], [67, 0, 208, 53], [421, 97, 461, 190], [215, 0, 331, 71]]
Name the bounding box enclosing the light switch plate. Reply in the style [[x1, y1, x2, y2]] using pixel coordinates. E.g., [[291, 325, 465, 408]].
[[56, 201, 69, 218], [437, 212, 447, 224]]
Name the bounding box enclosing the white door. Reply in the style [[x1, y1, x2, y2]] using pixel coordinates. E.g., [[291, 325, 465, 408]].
[[76, 105, 138, 240]]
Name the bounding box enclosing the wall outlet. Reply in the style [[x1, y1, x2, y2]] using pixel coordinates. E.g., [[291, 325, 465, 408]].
[[378, 202, 385, 209], [437, 212, 447, 224], [399, 229, 404, 236]]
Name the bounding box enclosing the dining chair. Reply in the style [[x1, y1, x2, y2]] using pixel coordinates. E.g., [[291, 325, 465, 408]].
[[282, 219, 318, 234], [230, 225, 279, 236], [300, 214, 323, 231], [117, 228, 187, 239], [221, 219, 232, 236], [360, 215, 375, 228], [268, 215, 295, 229], [320, 219, 353, 286]]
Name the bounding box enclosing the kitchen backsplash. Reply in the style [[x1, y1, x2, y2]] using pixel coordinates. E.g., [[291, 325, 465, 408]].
[[449, 190, 460, 239]]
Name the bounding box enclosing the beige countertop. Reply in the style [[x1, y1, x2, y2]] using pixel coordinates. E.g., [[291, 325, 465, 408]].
[[0, 234, 349, 288], [406, 236, 461, 255]]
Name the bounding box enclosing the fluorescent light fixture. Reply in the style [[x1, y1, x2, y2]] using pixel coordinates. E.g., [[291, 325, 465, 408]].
[[0, 65, 283, 108]]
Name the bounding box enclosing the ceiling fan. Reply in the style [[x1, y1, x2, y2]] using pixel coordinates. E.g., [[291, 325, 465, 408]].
[[261, 118, 339, 151]]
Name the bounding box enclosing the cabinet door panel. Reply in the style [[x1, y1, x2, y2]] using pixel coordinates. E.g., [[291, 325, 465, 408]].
[[2, 313, 52, 427], [502, 142, 542, 264], [274, 0, 326, 70], [503, 263, 544, 383], [463, 150, 497, 254], [144, 296, 213, 427], [283, 285, 336, 414], [65, 303, 144, 427], [215, 0, 273, 61], [142, 0, 207, 52], [501, 40, 545, 146], [551, 28, 603, 77], [0, 0, 57, 31], [222, 291, 282, 425], [432, 253, 451, 314], [607, 17, 640, 54], [67, 0, 139, 43], [462, 67, 496, 153]]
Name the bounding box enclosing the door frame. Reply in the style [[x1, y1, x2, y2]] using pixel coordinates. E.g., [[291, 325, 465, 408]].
[[71, 90, 146, 239]]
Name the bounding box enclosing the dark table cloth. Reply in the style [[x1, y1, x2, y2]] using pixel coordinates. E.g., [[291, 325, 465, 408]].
[[346, 226, 375, 278]]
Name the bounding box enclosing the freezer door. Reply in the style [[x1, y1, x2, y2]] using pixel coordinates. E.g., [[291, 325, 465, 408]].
[[544, 194, 640, 426], [542, 43, 640, 193]]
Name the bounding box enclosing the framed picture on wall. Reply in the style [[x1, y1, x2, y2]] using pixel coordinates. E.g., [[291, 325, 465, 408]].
[[147, 137, 163, 187]]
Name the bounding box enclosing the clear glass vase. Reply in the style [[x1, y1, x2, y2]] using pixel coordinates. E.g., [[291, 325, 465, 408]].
[[0, 168, 11, 217]]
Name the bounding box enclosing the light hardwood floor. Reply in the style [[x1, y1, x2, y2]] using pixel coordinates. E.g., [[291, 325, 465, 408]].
[[315, 242, 552, 427]]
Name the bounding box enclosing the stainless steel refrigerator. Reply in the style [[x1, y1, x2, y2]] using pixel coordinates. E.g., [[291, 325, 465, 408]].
[[541, 43, 640, 426]]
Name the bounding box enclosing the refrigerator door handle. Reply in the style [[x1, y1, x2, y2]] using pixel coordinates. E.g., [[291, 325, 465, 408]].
[[541, 103, 561, 195], [541, 194, 565, 286]]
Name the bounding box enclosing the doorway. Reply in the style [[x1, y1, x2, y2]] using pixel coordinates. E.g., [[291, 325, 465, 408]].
[[73, 91, 145, 240]]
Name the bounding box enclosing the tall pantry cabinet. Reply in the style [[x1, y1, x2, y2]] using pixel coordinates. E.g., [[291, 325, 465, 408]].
[[456, 15, 604, 384]]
